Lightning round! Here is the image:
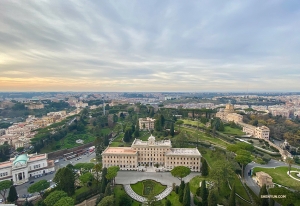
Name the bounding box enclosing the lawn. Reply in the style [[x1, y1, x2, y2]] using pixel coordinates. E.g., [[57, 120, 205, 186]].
[[183, 119, 205, 127], [230, 175, 251, 201], [223, 126, 245, 135], [131, 180, 167, 197], [189, 175, 209, 195], [253, 167, 300, 190], [290, 171, 300, 180], [114, 185, 140, 206], [160, 191, 182, 206], [178, 126, 230, 148]]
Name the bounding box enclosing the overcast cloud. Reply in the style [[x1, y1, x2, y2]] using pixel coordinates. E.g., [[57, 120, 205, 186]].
[[0, 0, 300, 92]]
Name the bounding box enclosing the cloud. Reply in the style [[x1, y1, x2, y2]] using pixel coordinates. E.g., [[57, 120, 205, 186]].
[[0, 0, 300, 92]]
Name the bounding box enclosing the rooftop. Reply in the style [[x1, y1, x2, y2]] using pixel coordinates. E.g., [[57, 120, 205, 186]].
[[166, 148, 201, 156], [103, 147, 137, 155], [132, 138, 172, 147], [13, 154, 29, 166]]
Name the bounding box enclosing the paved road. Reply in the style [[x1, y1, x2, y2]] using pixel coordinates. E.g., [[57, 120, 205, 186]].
[[15, 152, 96, 197], [243, 159, 300, 195], [115, 171, 199, 186]]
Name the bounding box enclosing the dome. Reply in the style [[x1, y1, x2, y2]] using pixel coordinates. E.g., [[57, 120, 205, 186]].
[[148, 134, 155, 141], [13, 154, 29, 165]]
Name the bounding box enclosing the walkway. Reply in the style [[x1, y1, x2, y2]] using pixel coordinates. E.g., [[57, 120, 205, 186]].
[[123, 184, 173, 202], [287, 171, 300, 182]]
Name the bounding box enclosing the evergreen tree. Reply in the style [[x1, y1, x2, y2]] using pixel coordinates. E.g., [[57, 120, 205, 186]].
[[104, 135, 109, 146], [259, 184, 269, 206], [170, 123, 175, 137], [178, 181, 185, 203], [160, 114, 165, 128], [149, 108, 154, 117], [208, 189, 218, 206], [228, 184, 236, 206], [200, 180, 208, 206], [7, 185, 18, 203], [201, 159, 209, 176], [183, 182, 191, 206], [104, 182, 111, 196], [101, 168, 108, 193], [165, 199, 171, 206], [134, 121, 140, 137]]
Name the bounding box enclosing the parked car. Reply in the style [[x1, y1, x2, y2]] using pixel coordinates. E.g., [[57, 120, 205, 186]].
[[0, 198, 3, 203], [29, 181, 34, 184], [28, 194, 33, 198], [22, 194, 26, 198]]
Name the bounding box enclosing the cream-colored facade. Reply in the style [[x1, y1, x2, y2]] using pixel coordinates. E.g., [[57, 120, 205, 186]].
[[216, 103, 243, 123], [242, 124, 270, 140], [0, 153, 55, 185], [102, 135, 201, 172], [255, 171, 274, 188], [139, 117, 156, 130]]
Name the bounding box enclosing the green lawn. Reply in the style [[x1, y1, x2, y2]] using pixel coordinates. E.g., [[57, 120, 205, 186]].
[[161, 191, 182, 206], [189, 176, 209, 195], [230, 175, 251, 201], [253, 167, 300, 190], [114, 185, 140, 206], [177, 126, 230, 148], [223, 126, 245, 135], [183, 119, 205, 127], [131, 180, 167, 197], [290, 171, 300, 180]]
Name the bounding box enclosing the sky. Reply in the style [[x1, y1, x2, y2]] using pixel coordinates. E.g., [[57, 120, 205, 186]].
[[0, 0, 300, 92]]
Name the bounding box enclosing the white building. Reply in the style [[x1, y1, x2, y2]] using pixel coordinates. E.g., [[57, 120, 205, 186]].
[[139, 117, 156, 130], [0, 153, 55, 185], [102, 135, 201, 172]]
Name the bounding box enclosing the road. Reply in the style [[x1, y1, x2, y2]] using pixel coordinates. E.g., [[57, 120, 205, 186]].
[[15, 152, 96, 198], [243, 159, 300, 195]]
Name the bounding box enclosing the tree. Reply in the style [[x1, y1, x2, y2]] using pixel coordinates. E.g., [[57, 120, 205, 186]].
[[201, 159, 209, 176], [44, 191, 68, 206], [286, 157, 294, 175], [235, 154, 252, 178], [53, 197, 74, 206], [123, 128, 132, 142], [165, 199, 171, 206], [119, 193, 131, 206], [145, 191, 160, 206], [104, 182, 112, 196], [106, 166, 120, 186], [178, 181, 185, 203], [95, 136, 105, 162], [74, 162, 95, 173], [182, 182, 190, 206], [200, 180, 208, 206], [210, 161, 234, 192], [171, 166, 191, 181], [28, 180, 50, 196], [79, 172, 94, 186], [134, 121, 140, 137], [228, 184, 236, 206], [259, 184, 269, 206], [101, 168, 108, 193], [176, 120, 184, 132], [170, 123, 175, 137], [97, 195, 114, 206], [94, 163, 102, 187], [0, 180, 12, 202], [7, 185, 18, 203], [16, 147, 24, 152], [208, 189, 218, 206], [53, 167, 75, 196]]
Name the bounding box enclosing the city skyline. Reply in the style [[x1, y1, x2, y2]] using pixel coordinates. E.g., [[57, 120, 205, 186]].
[[1, 0, 300, 92]]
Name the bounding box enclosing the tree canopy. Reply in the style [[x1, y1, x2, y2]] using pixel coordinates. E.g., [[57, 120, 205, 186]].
[[44, 190, 68, 206], [171, 166, 191, 181], [53, 197, 74, 206], [7, 185, 18, 203], [28, 180, 50, 195], [0, 180, 12, 202], [79, 172, 94, 185], [97, 195, 114, 206], [53, 167, 75, 196], [106, 166, 120, 185]]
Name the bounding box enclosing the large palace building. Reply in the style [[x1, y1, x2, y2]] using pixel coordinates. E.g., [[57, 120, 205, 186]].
[[102, 135, 201, 172]]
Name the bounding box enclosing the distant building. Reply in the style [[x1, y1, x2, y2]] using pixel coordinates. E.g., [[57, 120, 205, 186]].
[[102, 135, 201, 172], [216, 103, 243, 123], [25, 103, 44, 110], [242, 124, 270, 140], [75, 101, 88, 108], [255, 171, 274, 188], [139, 117, 156, 130], [0, 153, 55, 185]]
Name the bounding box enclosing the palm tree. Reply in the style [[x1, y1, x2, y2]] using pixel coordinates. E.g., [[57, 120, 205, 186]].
[[286, 157, 294, 175]]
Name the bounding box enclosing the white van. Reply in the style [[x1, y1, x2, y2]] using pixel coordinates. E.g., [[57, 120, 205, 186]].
[[54, 159, 59, 163]]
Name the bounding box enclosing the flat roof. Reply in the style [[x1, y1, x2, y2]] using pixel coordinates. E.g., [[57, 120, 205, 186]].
[[166, 148, 201, 156], [103, 147, 137, 155]]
